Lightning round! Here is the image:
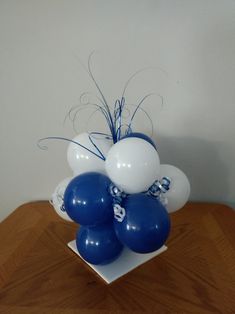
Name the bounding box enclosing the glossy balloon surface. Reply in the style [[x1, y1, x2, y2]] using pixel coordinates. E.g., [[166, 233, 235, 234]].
[[67, 132, 112, 176], [77, 223, 123, 265], [105, 138, 160, 194], [121, 132, 156, 149], [114, 193, 171, 253], [159, 164, 190, 213], [51, 177, 73, 222], [64, 172, 113, 226]]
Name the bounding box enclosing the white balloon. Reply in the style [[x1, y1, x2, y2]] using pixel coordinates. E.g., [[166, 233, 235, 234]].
[[105, 138, 160, 194], [50, 177, 73, 221], [159, 164, 190, 213], [67, 132, 112, 176]]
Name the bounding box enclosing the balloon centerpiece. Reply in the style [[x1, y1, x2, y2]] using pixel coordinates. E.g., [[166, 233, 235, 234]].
[[39, 55, 190, 280]]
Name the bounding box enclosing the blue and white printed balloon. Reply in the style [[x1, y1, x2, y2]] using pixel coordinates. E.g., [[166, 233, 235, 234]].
[[159, 164, 190, 213], [51, 177, 73, 222]]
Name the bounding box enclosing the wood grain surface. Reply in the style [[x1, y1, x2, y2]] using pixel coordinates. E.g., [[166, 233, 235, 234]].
[[0, 201, 235, 313]]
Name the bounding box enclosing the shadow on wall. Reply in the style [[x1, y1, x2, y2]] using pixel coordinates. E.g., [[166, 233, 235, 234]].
[[154, 16, 235, 208], [155, 135, 231, 206]]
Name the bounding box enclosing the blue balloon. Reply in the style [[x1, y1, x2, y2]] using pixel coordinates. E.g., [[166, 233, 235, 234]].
[[121, 132, 156, 149], [114, 193, 170, 253], [64, 172, 113, 226], [77, 223, 123, 265]]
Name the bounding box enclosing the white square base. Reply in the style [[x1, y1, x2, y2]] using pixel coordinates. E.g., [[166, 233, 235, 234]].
[[68, 240, 167, 284]]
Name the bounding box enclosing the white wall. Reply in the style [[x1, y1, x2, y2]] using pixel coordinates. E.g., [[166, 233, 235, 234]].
[[0, 0, 235, 221]]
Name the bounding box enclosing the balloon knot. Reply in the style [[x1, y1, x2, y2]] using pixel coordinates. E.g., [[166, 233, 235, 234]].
[[109, 183, 127, 204], [148, 176, 171, 197], [60, 202, 66, 212], [113, 204, 126, 222], [109, 183, 127, 222]]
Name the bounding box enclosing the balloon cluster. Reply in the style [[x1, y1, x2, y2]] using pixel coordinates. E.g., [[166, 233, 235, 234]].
[[45, 57, 190, 265], [50, 132, 190, 265]]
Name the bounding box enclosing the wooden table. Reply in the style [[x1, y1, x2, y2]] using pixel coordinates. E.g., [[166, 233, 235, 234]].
[[0, 202, 235, 313]]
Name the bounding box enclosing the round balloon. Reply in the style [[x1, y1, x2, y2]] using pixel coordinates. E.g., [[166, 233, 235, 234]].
[[105, 138, 160, 194], [77, 223, 123, 265], [159, 164, 190, 213], [64, 172, 113, 226], [50, 177, 73, 222], [121, 132, 156, 149], [67, 132, 112, 176], [114, 193, 171, 253]]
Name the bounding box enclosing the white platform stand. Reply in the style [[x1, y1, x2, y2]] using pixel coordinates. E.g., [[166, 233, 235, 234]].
[[68, 240, 167, 284]]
